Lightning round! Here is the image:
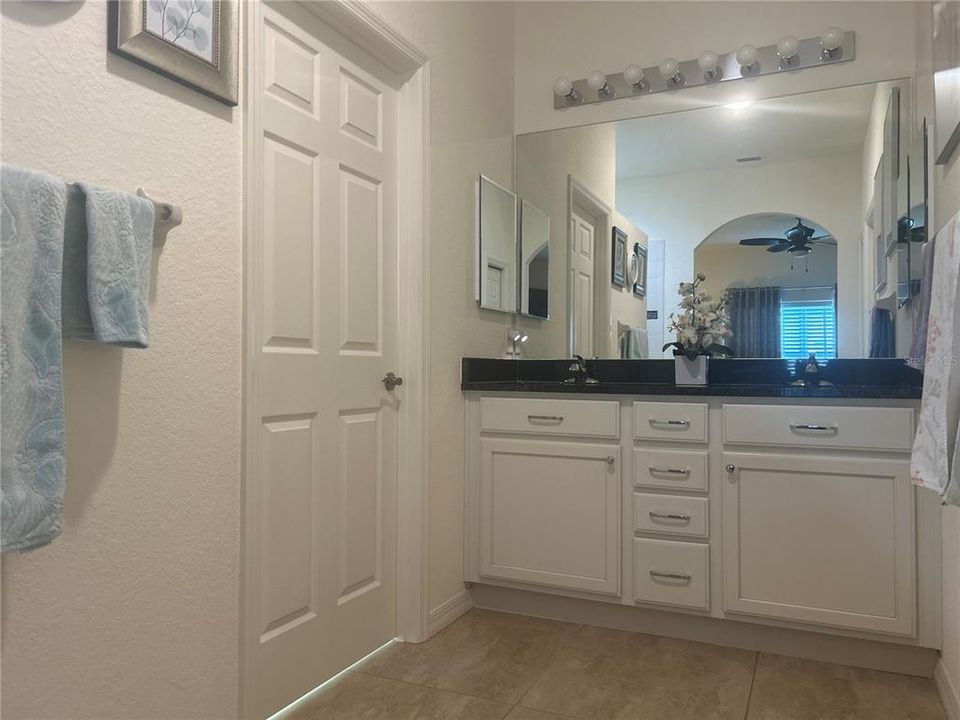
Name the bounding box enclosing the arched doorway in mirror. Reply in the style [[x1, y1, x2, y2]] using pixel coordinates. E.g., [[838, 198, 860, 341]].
[[693, 212, 839, 361]]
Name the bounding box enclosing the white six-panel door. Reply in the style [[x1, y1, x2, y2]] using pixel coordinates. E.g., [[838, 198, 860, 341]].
[[248, 3, 400, 716], [570, 211, 594, 358]]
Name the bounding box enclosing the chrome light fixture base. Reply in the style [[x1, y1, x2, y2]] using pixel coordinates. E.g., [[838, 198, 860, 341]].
[[552, 31, 855, 110]]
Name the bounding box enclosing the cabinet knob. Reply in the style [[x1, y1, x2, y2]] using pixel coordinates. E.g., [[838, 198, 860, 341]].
[[606, 456, 616, 466], [725, 464, 737, 473]]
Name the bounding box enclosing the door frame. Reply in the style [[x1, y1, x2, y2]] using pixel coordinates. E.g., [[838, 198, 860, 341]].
[[240, 0, 431, 715]]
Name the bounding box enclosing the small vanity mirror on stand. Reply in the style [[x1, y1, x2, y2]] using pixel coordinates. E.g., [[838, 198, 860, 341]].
[[520, 199, 550, 319], [476, 175, 519, 313]]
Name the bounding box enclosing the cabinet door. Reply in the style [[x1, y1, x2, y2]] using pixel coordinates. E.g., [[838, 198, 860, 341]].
[[722, 452, 915, 636], [479, 438, 620, 594]]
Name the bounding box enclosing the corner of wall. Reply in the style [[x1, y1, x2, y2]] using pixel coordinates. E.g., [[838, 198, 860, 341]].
[[938, 659, 960, 720]]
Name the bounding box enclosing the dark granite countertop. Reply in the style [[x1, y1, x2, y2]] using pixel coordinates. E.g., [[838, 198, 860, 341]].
[[461, 358, 923, 400]]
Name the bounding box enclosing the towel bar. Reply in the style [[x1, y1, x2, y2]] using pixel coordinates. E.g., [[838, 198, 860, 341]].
[[137, 187, 182, 243]]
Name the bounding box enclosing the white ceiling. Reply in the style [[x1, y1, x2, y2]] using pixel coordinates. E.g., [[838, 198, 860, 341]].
[[700, 213, 832, 246], [616, 83, 877, 179]]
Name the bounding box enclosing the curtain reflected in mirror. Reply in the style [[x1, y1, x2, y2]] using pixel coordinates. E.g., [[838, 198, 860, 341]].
[[726, 287, 782, 358]]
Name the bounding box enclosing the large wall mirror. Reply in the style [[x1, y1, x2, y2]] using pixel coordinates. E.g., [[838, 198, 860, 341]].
[[515, 78, 927, 360]]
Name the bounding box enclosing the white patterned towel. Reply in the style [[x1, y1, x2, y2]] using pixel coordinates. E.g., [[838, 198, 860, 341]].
[[911, 211, 960, 505]]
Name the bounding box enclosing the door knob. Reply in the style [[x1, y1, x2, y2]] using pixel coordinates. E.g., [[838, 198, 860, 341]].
[[381, 372, 404, 391]]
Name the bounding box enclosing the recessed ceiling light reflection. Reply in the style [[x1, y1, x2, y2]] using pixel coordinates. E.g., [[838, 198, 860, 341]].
[[725, 100, 753, 110]]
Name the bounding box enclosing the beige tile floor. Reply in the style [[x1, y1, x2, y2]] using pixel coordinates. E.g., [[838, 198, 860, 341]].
[[286, 609, 946, 720]]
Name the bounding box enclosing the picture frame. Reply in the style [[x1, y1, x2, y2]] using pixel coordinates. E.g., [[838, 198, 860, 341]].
[[633, 243, 647, 298], [108, 0, 239, 106], [933, 1, 960, 164], [611, 226, 627, 287]]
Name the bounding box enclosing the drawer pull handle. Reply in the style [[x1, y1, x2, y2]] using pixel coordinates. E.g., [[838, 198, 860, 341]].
[[527, 415, 564, 423], [649, 570, 692, 581], [649, 466, 690, 476], [649, 511, 691, 521], [790, 423, 838, 433], [649, 418, 690, 427]]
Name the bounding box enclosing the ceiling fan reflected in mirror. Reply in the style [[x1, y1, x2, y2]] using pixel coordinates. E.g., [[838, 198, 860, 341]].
[[738, 217, 836, 255]]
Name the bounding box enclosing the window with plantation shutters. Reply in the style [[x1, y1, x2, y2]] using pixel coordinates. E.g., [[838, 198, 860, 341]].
[[779, 286, 837, 360]]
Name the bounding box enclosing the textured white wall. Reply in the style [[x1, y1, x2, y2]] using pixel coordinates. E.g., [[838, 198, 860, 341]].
[[0, 1, 242, 718], [363, 0, 517, 627], [514, 1, 918, 135]]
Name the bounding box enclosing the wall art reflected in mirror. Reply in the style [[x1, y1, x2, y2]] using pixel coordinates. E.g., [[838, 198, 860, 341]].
[[515, 79, 926, 360]]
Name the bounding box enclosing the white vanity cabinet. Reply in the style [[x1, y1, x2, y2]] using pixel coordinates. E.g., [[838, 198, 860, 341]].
[[721, 451, 915, 635], [463, 393, 939, 653], [471, 398, 621, 595]]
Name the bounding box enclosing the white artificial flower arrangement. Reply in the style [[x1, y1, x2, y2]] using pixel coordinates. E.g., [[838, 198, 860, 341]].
[[662, 273, 734, 360]]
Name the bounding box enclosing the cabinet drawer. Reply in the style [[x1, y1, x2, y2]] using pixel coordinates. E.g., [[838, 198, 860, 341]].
[[633, 538, 709, 610], [634, 493, 708, 539], [481, 397, 619, 439], [722, 404, 914, 451], [634, 402, 708, 443], [633, 449, 709, 492]]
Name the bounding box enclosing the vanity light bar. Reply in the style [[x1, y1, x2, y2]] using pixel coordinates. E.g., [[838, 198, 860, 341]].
[[553, 30, 855, 110]]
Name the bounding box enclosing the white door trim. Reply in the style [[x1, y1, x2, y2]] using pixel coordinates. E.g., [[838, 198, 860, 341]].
[[240, 1, 431, 715]]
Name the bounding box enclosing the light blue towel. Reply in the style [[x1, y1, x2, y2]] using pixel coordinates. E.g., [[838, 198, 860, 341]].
[[1, 165, 68, 551], [1, 166, 156, 552], [62, 182, 154, 347]]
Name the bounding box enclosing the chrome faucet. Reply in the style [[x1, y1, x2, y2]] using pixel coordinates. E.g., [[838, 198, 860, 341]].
[[796, 352, 821, 387], [565, 355, 599, 384]]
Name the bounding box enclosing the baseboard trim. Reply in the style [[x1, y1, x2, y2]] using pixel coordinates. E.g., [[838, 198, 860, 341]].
[[427, 589, 472, 638], [937, 660, 960, 719], [472, 584, 939, 678]]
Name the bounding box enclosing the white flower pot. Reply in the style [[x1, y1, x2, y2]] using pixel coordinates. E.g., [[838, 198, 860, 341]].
[[675, 355, 708, 386]]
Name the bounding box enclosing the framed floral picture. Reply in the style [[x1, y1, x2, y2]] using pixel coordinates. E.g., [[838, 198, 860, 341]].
[[611, 227, 627, 287], [109, 0, 238, 106], [633, 243, 648, 298]]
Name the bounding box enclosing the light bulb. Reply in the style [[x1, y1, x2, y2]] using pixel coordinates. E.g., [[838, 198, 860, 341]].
[[777, 34, 800, 60], [623, 64, 645, 87], [698, 50, 720, 79], [587, 70, 607, 91], [553, 76, 573, 97], [736, 44, 758, 69], [821, 26, 844, 52], [659, 57, 680, 82]]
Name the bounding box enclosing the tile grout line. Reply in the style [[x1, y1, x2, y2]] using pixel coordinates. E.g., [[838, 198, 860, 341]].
[[742, 652, 761, 720], [351, 666, 576, 719], [514, 623, 589, 714], [348, 667, 507, 706]]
